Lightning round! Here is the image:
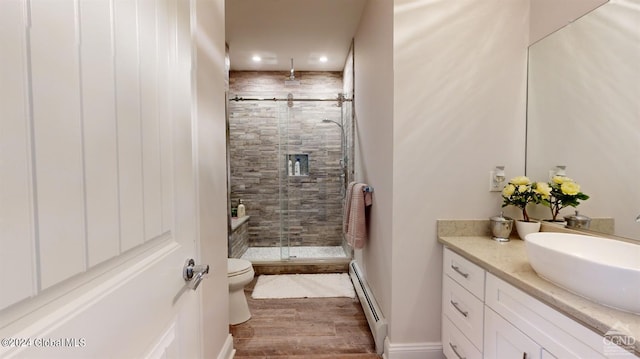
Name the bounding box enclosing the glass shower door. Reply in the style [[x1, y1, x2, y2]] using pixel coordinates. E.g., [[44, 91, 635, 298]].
[[276, 96, 349, 260], [277, 100, 291, 260]]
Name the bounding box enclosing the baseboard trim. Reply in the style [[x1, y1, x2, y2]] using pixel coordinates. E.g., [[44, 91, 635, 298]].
[[217, 334, 236, 359], [382, 337, 444, 359]]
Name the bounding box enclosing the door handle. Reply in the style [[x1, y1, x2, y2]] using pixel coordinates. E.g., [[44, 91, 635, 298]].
[[183, 258, 210, 290]]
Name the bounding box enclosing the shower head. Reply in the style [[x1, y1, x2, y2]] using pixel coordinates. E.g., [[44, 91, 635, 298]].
[[322, 119, 343, 128], [289, 58, 295, 80], [285, 58, 300, 86]]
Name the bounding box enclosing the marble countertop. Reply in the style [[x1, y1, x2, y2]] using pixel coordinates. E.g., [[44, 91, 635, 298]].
[[438, 229, 639, 356]]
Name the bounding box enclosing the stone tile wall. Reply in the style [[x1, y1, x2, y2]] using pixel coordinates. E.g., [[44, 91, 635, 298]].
[[229, 218, 249, 258], [228, 71, 347, 249]]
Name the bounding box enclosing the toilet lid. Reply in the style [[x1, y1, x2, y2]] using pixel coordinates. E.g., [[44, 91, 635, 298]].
[[228, 258, 252, 276]]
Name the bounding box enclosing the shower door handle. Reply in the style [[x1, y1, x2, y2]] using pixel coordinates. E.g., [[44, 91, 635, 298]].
[[183, 258, 210, 290]]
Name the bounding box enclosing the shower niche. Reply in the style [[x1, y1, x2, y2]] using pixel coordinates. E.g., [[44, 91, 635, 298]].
[[287, 154, 309, 176]]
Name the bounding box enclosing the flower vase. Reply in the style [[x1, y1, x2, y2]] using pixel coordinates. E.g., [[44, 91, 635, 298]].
[[515, 220, 541, 240]]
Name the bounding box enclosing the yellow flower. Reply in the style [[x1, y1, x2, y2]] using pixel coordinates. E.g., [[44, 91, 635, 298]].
[[534, 182, 551, 199], [502, 184, 515, 197], [561, 181, 581, 195], [517, 184, 529, 193], [552, 175, 572, 184], [511, 176, 531, 185]]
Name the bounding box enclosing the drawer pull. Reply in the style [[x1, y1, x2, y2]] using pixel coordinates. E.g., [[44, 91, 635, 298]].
[[451, 264, 469, 278], [449, 342, 467, 359], [450, 300, 469, 317]]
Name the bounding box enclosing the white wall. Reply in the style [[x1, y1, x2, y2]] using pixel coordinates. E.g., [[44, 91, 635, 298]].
[[354, 0, 529, 356], [529, 0, 607, 44], [353, 0, 394, 326], [393, 0, 529, 348]]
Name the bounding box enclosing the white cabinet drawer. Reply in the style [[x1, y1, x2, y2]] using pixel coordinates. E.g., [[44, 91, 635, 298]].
[[442, 274, 484, 350], [443, 247, 485, 300], [442, 315, 482, 359]]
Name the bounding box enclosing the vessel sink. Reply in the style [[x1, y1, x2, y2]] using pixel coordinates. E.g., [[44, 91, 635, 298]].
[[524, 232, 640, 314]]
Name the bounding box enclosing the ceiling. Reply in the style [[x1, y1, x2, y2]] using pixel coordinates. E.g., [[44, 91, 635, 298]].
[[225, 0, 367, 72]]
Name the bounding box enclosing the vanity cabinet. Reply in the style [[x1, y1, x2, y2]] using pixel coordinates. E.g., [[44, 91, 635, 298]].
[[442, 314, 482, 359], [484, 306, 542, 359], [484, 273, 630, 359], [442, 247, 637, 359], [442, 248, 485, 359]]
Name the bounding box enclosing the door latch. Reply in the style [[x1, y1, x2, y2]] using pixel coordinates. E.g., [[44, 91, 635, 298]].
[[183, 258, 210, 290]]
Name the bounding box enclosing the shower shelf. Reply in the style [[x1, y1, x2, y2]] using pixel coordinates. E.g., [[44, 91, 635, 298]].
[[287, 154, 309, 176]]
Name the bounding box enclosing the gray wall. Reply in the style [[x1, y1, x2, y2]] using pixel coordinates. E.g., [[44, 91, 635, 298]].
[[228, 71, 347, 249]]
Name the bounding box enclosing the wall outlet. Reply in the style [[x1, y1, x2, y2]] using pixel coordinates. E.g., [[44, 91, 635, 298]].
[[489, 171, 505, 192]]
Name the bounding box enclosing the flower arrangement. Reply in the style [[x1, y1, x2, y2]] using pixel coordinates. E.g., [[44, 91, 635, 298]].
[[543, 176, 589, 221], [501, 176, 551, 222]]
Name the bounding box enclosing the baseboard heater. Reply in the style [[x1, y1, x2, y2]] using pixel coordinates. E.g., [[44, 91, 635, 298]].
[[349, 260, 387, 355]]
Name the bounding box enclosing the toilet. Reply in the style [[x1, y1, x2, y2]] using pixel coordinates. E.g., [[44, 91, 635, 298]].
[[227, 258, 254, 325]]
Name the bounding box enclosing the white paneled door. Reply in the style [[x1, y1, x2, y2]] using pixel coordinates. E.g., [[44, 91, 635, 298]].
[[0, 0, 205, 357]]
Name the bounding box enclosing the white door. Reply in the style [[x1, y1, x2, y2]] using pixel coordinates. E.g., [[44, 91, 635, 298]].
[[0, 0, 207, 357]]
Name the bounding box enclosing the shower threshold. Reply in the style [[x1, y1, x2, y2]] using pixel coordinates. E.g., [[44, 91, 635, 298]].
[[241, 245, 348, 261], [240, 246, 351, 275]]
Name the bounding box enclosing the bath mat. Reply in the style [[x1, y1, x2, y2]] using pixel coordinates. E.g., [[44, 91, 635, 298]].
[[251, 273, 356, 299]]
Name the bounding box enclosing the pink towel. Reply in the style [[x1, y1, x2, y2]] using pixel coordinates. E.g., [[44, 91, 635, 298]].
[[343, 182, 373, 249]]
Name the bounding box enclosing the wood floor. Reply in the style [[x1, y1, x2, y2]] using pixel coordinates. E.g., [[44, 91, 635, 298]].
[[230, 277, 381, 359]]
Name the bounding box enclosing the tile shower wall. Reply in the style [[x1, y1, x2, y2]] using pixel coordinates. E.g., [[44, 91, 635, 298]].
[[229, 220, 249, 258], [228, 71, 345, 249]]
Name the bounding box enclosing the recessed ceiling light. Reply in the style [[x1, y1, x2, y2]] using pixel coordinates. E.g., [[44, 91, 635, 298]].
[[319, 56, 328, 63], [252, 55, 262, 62]]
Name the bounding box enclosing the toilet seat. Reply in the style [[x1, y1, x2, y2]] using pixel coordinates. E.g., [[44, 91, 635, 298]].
[[228, 258, 252, 277]]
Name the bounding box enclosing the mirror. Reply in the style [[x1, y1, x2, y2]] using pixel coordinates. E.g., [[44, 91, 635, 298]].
[[526, 0, 640, 241]]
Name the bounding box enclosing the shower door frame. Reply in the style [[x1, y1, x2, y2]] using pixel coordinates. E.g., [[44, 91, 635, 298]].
[[277, 95, 353, 260], [227, 94, 353, 261]]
